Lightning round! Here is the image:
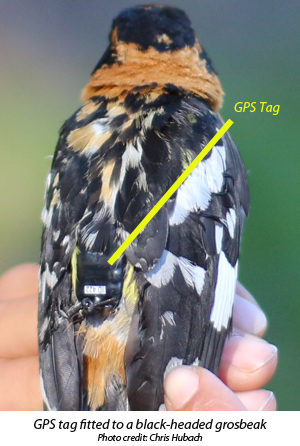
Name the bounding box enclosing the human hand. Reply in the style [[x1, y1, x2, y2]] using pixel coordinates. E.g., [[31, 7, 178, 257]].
[[0, 264, 277, 410], [0, 264, 42, 410], [164, 282, 277, 410]]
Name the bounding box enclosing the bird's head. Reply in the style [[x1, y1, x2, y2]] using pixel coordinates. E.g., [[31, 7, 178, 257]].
[[109, 4, 195, 53]]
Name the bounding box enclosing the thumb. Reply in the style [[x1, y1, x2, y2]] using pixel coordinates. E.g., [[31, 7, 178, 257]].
[[164, 365, 247, 411]]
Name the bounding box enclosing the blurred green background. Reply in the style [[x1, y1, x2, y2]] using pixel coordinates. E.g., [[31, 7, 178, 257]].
[[0, 0, 299, 410]]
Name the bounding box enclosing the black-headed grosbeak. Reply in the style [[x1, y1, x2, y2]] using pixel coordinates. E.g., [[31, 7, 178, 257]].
[[38, 5, 249, 410]]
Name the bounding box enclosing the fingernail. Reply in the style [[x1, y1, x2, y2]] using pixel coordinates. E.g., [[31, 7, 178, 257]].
[[233, 295, 267, 335], [259, 391, 276, 411], [164, 366, 199, 410], [223, 335, 277, 373]]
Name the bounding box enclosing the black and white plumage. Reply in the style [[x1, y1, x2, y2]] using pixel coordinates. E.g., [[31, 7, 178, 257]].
[[38, 5, 249, 411]]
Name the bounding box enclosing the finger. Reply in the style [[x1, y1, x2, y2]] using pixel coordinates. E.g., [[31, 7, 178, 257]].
[[164, 366, 247, 411], [0, 264, 39, 300], [0, 295, 38, 358], [219, 333, 278, 392], [236, 390, 277, 411], [236, 282, 259, 307], [0, 357, 42, 410], [233, 294, 267, 337]]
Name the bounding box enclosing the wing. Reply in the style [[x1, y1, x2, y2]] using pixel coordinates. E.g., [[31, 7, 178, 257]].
[[39, 112, 86, 410], [118, 92, 249, 410], [38, 98, 131, 410]]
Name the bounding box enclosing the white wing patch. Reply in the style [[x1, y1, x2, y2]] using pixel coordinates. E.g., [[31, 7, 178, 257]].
[[146, 250, 206, 295], [169, 164, 211, 225], [40, 270, 47, 303], [205, 145, 226, 193], [42, 205, 53, 229], [119, 139, 147, 192], [162, 310, 176, 326], [226, 208, 236, 238], [215, 225, 223, 254], [169, 145, 226, 225], [62, 235, 70, 246], [169, 203, 189, 226], [210, 251, 238, 331], [159, 311, 176, 341], [45, 264, 58, 288], [122, 141, 142, 170], [145, 250, 177, 286], [178, 257, 206, 295]]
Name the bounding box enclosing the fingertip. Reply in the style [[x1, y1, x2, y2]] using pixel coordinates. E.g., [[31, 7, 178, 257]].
[[220, 335, 278, 392], [236, 390, 277, 411], [164, 366, 199, 410], [233, 295, 268, 336], [164, 366, 246, 411], [236, 282, 258, 306], [258, 391, 277, 411]]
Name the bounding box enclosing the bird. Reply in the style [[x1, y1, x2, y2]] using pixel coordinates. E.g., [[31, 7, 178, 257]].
[[38, 4, 249, 411]]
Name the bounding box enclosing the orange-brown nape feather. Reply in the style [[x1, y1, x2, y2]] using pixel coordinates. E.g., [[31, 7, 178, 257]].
[[82, 37, 223, 110]]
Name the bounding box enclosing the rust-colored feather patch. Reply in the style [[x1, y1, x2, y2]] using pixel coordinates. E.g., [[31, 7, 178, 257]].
[[83, 324, 126, 410], [67, 123, 111, 153], [100, 160, 116, 201]]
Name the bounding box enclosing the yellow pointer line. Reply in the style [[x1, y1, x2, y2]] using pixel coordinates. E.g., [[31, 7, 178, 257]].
[[108, 119, 234, 265]]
